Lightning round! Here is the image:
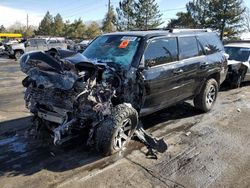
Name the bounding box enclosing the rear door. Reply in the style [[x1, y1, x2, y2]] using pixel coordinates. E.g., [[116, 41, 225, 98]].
[[141, 37, 183, 115], [177, 36, 205, 97], [197, 33, 227, 85]]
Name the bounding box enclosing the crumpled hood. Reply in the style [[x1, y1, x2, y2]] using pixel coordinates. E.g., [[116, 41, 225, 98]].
[[20, 51, 92, 90], [228, 60, 250, 69]]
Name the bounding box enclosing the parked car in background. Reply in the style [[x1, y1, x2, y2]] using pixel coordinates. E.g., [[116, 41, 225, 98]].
[[20, 29, 228, 155], [0, 42, 4, 55], [65, 39, 75, 50], [1, 39, 19, 55], [224, 41, 250, 88], [73, 39, 92, 53], [4, 37, 67, 59]]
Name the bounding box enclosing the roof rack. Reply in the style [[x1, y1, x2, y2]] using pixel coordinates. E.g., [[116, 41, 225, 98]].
[[223, 40, 250, 44], [168, 28, 212, 33], [129, 28, 212, 33]]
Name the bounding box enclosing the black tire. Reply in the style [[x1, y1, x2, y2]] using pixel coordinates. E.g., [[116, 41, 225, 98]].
[[231, 74, 242, 89], [14, 50, 24, 60], [94, 103, 138, 156], [194, 78, 218, 112], [9, 55, 15, 59]]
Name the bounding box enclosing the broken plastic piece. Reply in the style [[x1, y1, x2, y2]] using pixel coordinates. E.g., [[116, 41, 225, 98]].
[[135, 123, 168, 155]]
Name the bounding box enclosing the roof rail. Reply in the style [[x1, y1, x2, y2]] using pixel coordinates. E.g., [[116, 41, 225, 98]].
[[130, 28, 167, 31], [128, 28, 213, 33], [223, 40, 250, 45], [169, 28, 213, 33]]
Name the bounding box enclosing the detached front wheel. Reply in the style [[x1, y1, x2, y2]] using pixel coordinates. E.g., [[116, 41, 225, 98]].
[[94, 103, 138, 156], [194, 78, 218, 112]]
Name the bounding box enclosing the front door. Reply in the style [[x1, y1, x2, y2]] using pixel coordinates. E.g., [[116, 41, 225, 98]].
[[141, 37, 182, 116]]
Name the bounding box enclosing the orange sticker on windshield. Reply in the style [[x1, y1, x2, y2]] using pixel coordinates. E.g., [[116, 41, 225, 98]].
[[119, 40, 129, 48]]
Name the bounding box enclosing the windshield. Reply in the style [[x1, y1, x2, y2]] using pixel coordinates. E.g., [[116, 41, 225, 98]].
[[225, 46, 250, 62], [82, 35, 141, 66]]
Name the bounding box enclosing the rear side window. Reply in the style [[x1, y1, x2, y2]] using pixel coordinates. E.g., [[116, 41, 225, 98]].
[[144, 37, 178, 66], [178, 37, 199, 60], [198, 34, 224, 55]]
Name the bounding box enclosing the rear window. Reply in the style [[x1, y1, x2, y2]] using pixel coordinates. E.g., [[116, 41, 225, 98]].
[[29, 39, 46, 45], [178, 37, 199, 59], [197, 33, 224, 55]]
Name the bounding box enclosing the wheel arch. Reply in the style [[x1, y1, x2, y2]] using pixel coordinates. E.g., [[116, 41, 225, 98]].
[[196, 72, 220, 96]]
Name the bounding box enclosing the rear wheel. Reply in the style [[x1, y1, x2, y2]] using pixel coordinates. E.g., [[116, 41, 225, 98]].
[[94, 103, 138, 156], [194, 78, 218, 112], [231, 74, 242, 89], [14, 50, 24, 60]]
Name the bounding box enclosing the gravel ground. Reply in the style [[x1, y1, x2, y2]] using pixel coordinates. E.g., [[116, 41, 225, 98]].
[[0, 56, 250, 188]]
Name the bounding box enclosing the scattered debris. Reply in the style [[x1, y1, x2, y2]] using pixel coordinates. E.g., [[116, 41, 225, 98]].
[[185, 131, 192, 136], [135, 123, 168, 158]]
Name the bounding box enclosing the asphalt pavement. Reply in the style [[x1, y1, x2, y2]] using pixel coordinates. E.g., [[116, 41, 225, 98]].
[[0, 56, 250, 188]]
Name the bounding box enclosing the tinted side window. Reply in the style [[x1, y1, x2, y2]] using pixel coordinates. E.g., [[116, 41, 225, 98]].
[[198, 33, 224, 55], [144, 37, 178, 66], [28, 39, 37, 46], [178, 37, 199, 60]]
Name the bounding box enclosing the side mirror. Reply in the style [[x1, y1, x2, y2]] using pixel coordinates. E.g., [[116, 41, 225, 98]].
[[25, 41, 30, 47], [205, 46, 211, 52], [146, 60, 156, 67]]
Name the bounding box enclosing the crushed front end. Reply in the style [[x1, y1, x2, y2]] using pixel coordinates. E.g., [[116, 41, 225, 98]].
[[21, 51, 122, 145], [20, 36, 168, 156]]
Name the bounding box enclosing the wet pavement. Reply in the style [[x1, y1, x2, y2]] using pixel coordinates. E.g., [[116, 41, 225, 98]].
[[0, 56, 250, 188]]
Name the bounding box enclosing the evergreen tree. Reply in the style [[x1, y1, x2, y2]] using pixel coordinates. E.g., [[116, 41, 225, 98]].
[[167, 0, 246, 39], [167, 12, 197, 28], [63, 20, 72, 38], [53, 13, 64, 36], [86, 22, 101, 39], [116, 0, 136, 31], [68, 19, 86, 39], [102, 6, 117, 32], [134, 0, 163, 30], [208, 0, 246, 39], [186, 0, 211, 28], [36, 11, 54, 36]]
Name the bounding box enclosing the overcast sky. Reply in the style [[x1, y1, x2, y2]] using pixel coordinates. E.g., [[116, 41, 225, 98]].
[[0, 0, 249, 28]]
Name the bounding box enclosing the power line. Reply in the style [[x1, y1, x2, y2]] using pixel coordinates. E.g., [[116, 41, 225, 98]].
[[160, 7, 186, 12], [62, 4, 104, 20]]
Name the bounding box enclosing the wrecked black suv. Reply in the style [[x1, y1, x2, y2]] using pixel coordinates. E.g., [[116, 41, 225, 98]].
[[20, 29, 227, 155]]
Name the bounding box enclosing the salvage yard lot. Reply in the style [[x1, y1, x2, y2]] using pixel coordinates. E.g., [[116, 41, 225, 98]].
[[1, 56, 250, 188]]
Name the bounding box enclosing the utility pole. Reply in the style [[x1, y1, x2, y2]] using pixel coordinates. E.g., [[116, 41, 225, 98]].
[[26, 14, 29, 31], [108, 0, 111, 14]]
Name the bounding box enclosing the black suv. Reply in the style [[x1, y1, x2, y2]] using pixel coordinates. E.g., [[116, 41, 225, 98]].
[[20, 29, 227, 155]]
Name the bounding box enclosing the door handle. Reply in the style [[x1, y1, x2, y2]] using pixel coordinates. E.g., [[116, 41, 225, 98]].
[[173, 69, 184, 75], [200, 62, 209, 69]]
